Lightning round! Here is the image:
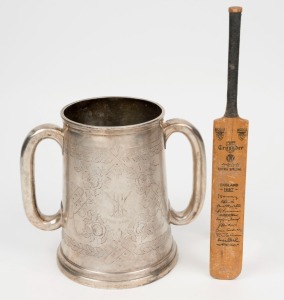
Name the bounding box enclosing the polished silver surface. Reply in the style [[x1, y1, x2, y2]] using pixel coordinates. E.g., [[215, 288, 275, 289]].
[[20, 97, 206, 289]]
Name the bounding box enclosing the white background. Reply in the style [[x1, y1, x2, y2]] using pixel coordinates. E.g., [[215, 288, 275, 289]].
[[1, 0, 283, 299]]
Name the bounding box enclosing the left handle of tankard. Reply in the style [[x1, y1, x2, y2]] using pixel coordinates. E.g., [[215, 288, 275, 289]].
[[20, 124, 64, 231]]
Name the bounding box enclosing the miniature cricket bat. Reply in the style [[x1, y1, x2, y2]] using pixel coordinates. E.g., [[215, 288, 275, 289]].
[[210, 6, 249, 280]]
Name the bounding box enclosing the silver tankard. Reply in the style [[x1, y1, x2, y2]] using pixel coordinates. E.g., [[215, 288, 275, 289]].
[[20, 97, 206, 288]]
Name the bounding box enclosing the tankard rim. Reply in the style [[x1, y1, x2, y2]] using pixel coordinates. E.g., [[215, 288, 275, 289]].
[[60, 96, 165, 132]]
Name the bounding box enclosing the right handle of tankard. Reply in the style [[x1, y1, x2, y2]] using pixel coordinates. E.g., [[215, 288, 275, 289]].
[[163, 119, 206, 225]]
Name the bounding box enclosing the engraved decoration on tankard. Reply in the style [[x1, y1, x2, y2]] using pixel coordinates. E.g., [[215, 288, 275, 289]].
[[20, 97, 206, 289]]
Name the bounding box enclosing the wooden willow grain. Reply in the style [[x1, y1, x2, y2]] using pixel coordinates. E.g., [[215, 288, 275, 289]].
[[210, 6, 249, 279]]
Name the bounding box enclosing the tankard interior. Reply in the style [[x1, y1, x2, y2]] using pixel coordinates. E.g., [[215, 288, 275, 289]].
[[63, 97, 163, 127]]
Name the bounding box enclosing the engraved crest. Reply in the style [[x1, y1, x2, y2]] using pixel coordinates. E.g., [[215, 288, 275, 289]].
[[237, 128, 247, 141], [215, 128, 225, 140], [106, 192, 130, 217], [226, 154, 235, 162]]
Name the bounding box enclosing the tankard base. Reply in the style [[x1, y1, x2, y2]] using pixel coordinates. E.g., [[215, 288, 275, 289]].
[[57, 242, 178, 289]]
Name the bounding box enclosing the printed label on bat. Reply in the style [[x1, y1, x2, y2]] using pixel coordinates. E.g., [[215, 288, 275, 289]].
[[211, 119, 248, 248]]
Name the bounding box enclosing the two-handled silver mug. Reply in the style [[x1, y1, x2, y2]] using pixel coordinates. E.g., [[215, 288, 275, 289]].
[[20, 97, 206, 288]]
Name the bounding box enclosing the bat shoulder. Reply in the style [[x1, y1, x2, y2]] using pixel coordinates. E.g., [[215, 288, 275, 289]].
[[214, 117, 248, 126]]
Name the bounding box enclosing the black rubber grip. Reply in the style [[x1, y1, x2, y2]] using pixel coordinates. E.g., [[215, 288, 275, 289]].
[[224, 11, 242, 118]]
